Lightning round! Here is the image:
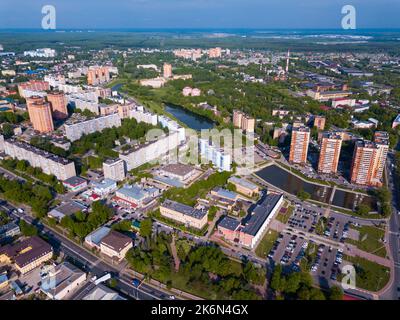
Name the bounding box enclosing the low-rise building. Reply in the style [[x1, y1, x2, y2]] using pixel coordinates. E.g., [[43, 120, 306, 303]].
[[48, 201, 88, 221], [100, 231, 133, 261], [0, 236, 53, 274], [158, 163, 197, 182], [217, 193, 283, 249], [114, 184, 159, 208], [0, 222, 21, 241], [62, 176, 88, 193], [85, 227, 111, 250], [82, 283, 125, 300], [91, 179, 118, 198], [160, 200, 208, 230], [227, 176, 259, 197], [40, 262, 87, 300]]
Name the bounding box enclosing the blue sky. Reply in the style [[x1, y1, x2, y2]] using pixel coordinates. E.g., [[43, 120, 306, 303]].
[[0, 0, 397, 29]]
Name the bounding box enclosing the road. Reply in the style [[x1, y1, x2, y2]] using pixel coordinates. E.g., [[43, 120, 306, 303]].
[[2, 201, 175, 301], [379, 151, 400, 300]]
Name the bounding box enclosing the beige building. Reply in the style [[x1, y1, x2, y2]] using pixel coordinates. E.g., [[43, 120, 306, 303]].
[[0, 236, 53, 274], [103, 158, 126, 182], [0, 136, 76, 180], [47, 91, 68, 120], [314, 116, 326, 131], [87, 66, 110, 86], [163, 63, 172, 78], [27, 98, 54, 133], [100, 231, 133, 261], [232, 110, 255, 133], [318, 132, 342, 174], [160, 200, 208, 230], [228, 176, 259, 197], [350, 137, 388, 187], [289, 126, 310, 165]]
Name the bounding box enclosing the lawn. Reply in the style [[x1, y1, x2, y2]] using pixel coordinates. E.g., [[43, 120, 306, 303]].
[[342, 255, 390, 292], [255, 229, 279, 258], [346, 225, 387, 258], [275, 205, 293, 224]]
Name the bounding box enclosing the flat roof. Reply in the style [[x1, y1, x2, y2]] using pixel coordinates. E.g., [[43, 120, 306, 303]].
[[50, 201, 87, 217], [228, 176, 258, 191], [63, 176, 87, 186], [162, 199, 207, 220], [242, 194, 282, 236], [213, 187, 238, 200], [85, 227, 111, 246], [92, 179, 117, 190], [161, 163, 196, 177], [218, 216, 240, 231]]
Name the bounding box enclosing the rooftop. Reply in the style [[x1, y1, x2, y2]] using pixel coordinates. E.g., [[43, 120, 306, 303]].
[[101, 230, 132, 253], [228, 176, 258, 191], [162, 199, 207, 220], [218, 216, 241, 231], [161, 163, 195, 177], [0, 236, 53, 268], [242, 194, 282, 236], [63, 176, 87, 186]]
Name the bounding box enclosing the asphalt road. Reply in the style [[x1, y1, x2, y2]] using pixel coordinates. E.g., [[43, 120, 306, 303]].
[[3, 202, 175, 300]]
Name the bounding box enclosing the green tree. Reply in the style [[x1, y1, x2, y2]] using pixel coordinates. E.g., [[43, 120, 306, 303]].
[[329, 285, 343, 300], [140, 218, 152, 238], [19, 220, 38, 236]]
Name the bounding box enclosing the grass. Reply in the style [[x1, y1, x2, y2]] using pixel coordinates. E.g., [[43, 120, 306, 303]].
[[255, 229, 279, 258], [342, 255, 390, 292], [315, 217, 327, 236], [275, 205, 293, 224], [346, 225, 387, 258]]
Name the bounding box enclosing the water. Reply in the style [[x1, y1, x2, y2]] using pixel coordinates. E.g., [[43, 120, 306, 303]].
[[255, 164, 376, 211], [164, 104, 214, 131]]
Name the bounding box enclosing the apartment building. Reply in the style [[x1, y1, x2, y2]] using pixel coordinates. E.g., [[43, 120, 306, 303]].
[[119, 131, 181, 171], [47, 91, 68, 120], [129, 106, 158, 126], [318, 132, 342, 174], [313, 115, 326, 131], [103, 158, 126, 182], [233, 110, 255, 133], [199, 138, 232, 172], [160, 200, 208, 230], [289, 126, 310, 165], [350, 139, 387, 187], [18, 80, 49, 98], [87, 66, 110, 86], [0, 136, 76, 180], [374, 131, 390, 184], [64, 113, 121, 142], [27, 98, 54, 133], [163, 63, 172, 78]]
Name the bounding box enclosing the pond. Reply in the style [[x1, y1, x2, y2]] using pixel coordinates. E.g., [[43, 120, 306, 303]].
[[255, 164, 377, 211]]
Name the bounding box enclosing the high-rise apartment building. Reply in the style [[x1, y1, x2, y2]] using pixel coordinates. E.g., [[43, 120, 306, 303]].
[[87, 66, 110, 86], [27, 98, 54, 133], [208, 47, 222, 58], [350, 137, 388, 187], [18, 80, 50, 98], [163, 63, 172, 78], [318, 132, 342, 174], [374, 131, 390, 184], [232, 110, 255, 133], [103, 158, 126, 182], [47, 91, 68, 120], [314, 116, 326, 131], [289, 126, 310, 165]]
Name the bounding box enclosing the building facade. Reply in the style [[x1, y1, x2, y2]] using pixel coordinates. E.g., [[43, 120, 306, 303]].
[[318, 132, 342, 174], [0, 136, 76, 180], [103, 158, 126, 182], [289, 126, 310, 165], [160, 200, 208, 230]]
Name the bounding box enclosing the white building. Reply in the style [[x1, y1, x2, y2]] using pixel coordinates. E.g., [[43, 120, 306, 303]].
[[24, 48, 56, 58], [91, 179, 118, 197], [64, 114, 122, 142], [103, 158, 126, 182], [199, 138, 232, 172]]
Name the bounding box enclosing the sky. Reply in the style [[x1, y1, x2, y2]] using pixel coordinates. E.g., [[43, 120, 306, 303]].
[[0, 0, 398, 29]]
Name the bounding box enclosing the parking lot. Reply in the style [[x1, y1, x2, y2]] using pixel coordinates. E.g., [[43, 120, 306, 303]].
[[287, 203, 353, 243], [309, 243, 344, 284]]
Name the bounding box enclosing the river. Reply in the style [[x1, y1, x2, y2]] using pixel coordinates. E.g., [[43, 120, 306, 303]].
[[164, 104, 214, 131]]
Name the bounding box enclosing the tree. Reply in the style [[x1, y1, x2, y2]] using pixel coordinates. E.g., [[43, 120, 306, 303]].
[[329, 285, 343, 300], [19, 220, 38, 236], [140, 218, 152, 238], [297, 189, 311, 201], [356, 204, 371, 216], [285, 272, 301, 293], [270, 264, 285, 293]]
